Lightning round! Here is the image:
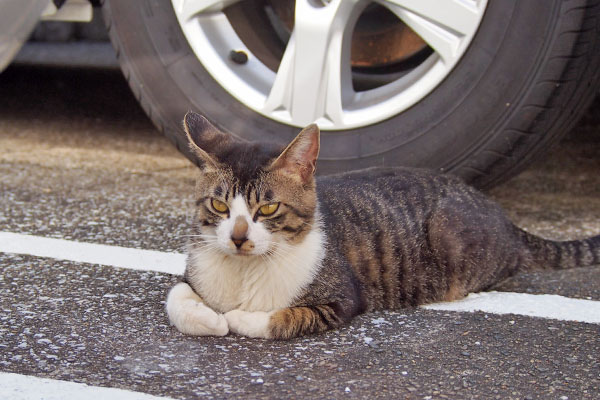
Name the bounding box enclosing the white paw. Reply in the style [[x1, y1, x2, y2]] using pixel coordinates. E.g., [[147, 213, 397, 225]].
[[175, 300, 229, 336], [225, 309, 273, 339], [166, 283, 228, 336]]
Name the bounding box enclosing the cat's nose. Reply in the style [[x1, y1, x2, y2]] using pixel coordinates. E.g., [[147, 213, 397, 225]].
[[231, 216, 249, 248]]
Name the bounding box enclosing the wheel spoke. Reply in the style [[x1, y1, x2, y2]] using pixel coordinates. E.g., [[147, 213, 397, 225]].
[[263, 0, 362, 126], [174, 0, 240, 21], [377, 0, 483, 63]]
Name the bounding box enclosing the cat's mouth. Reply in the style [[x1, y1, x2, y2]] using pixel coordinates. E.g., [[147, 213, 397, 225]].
[[226, 238, 260, 257]]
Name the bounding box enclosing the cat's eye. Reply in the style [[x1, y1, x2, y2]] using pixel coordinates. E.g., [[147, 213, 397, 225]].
[[258, 202, 279, 216], [211, 199, 229, 213]]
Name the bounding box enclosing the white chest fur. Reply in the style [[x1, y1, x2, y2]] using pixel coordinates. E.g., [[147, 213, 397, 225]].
[[186, 227, 325, 313]]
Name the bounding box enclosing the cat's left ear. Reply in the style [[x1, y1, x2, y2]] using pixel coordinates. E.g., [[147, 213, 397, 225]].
[[270, 124, 320, 183]]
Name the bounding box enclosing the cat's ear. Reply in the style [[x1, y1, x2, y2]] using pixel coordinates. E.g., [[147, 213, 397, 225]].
[[270, 124, 320, 183], [183, 111, 229, 169]]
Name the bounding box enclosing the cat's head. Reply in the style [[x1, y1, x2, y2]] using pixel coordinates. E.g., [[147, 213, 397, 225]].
[[184, 111, 320, 257]]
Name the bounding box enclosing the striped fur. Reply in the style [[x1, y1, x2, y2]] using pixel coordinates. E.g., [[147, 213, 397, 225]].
[[166, 112, 600, 339]]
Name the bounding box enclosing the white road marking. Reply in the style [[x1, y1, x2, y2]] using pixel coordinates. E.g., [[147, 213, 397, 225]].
[[423, 291, 600, 324], [0, 231, 185, 275], [1, 231, 599, 324], [0, 372, 175, 400]]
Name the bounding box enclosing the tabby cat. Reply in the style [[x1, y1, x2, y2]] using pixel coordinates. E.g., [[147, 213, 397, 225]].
[[166, 111, 599, 340]]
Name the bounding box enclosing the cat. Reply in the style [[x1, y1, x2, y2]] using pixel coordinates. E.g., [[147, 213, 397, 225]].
[[166, 111, 600, 340]]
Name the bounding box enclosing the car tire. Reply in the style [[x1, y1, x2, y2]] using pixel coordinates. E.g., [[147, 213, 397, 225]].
[[102, 0, 600, 188]]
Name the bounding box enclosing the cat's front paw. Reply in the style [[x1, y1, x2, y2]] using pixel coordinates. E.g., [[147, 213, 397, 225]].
[[181, 301, 228, 336], [225, 309, 273, 339], [166, 283, 228, 336]]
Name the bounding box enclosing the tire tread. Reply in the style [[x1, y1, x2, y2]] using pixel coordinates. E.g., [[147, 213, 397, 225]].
[[457, 0, 600, 188]]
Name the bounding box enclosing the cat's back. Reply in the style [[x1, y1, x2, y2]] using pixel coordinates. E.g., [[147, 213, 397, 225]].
[[316, 167, 468, 219], [315, 167, 465, 256]]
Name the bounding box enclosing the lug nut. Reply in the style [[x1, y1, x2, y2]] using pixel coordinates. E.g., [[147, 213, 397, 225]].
[[229, 50, 248, 65]]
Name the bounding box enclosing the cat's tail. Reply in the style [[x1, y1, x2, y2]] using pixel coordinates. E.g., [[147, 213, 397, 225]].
[[517, 229, 600, 271]]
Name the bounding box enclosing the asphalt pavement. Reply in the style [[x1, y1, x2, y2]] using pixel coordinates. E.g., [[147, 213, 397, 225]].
[[0, 65, 599, 399]]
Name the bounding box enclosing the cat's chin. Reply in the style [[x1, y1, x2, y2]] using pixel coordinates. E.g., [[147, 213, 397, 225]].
[[232, 250, 253, 257], [221, 248, 261, 258]]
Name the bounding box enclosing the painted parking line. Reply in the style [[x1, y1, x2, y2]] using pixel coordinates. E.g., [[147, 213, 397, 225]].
[[0, 372, 174, 400], [1, 231, 599, 324], [0, 231, 185, 275], [423, 291, 600, 324]]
